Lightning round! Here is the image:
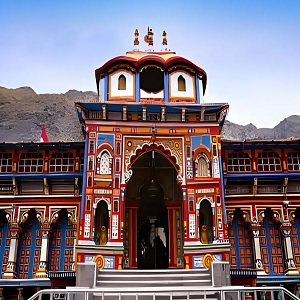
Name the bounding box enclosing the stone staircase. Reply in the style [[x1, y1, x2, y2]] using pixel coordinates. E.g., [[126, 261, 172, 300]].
[[96, 268, 212, 287], [92, 268, 220, 300]]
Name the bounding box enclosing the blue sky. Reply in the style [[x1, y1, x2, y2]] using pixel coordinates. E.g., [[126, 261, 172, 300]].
[[1, 1, 299, 128]]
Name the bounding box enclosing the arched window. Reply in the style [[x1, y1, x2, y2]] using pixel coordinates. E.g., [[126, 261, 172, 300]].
[[17, 209, 42, 278], [0, 210, 9, 273], [49, 209, 75, 272], [290, 208, 300, 268], [259, 209, 284, 274], [198, 157, 208, 176], [199, 199, 213, 243], [118, 75, 126, 90], [94, 200, 109, 245], [178, 75, 186, 92], [195, 154, 210, 177], [96, 151, 112, 175], [228, 209, 253, 269]]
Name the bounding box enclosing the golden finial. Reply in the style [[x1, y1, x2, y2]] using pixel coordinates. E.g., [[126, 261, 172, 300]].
[[162, 30, 167, 45], [134, 28, 139, 46], [144, 26, 154, 46]]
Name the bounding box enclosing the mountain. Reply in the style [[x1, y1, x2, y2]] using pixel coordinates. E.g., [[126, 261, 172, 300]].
[[0, 86, 299, 143], [0, 86, 98, 143], [222, 116, 300, 140]]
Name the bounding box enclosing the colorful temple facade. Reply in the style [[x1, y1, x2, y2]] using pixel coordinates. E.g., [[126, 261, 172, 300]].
[[223, 139, 300, 290], [0, 142, 84, 298], [75, 50, 230, 271], [1, 30, 300, 298]]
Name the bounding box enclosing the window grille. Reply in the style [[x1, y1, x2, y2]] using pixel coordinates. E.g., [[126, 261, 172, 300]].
[[257, 152, 281, 172], [287, 152, 300, 171], [18, 152, 43, 173], [49, 152, 75, 172], [0, 152, 13, 173], [227, 152, 251, 172]]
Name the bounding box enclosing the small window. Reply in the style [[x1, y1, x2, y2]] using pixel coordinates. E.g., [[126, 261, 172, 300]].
[[96, 151, 112, 175], [178, 75, 186, 92], [89, 140, 95, 153], [116, 142, 121, 155], [257, 152, 281, 172], [0, 152, 13, 173], [114, 176, 120, 188], [115, 159, 120, 172], [198, 157, 208, 176], [287, 152, 300, 171], [87, 176, 92, 187], [88, 157, 94, 171], [18, 152, 44, 173], [195, 154, 210, 177], [227, 152, 252, 172], [49, 152, 75, 173], [118, 75, 126, 90]]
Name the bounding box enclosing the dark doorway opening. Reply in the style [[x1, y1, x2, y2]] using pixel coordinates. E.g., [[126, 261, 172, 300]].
[[137, 179, 169, 269]]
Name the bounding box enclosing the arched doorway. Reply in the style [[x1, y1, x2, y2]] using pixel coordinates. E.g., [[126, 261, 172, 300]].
[[124, 150, 183, 269]]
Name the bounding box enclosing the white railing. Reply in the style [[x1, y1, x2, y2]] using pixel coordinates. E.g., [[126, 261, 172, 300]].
[[28, 285, 299, 300]]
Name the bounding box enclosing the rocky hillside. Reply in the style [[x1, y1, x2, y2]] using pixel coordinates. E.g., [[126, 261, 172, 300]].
[[222, 116, 300, 140], [0, 86, 299, 143], [0, 86, 98, 143]]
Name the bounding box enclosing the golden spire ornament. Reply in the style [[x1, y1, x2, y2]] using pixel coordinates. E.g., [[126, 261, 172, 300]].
[[144, 26, 154, 46], [134, 28, 139, 46], [162, 30, 167, 45]]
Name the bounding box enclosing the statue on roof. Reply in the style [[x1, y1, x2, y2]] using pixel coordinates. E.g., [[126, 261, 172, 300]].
[[162, 30, 167, 45], [134, 28, 139, 46], [144, 26, 154, 46]]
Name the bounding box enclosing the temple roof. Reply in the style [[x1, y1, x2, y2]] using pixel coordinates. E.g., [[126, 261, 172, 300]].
[[95, 51, 207, 94]]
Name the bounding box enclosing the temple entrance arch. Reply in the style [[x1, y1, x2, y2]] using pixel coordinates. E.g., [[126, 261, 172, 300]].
[[124, 150, 183, 269]]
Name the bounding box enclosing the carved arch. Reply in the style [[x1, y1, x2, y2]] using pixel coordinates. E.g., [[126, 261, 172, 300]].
[[94, 197, 112, 216], [227, 209, 251, 226], [97, 143, 113, 156], [193, 144, 211, 161], [50, 208, 77, 225], [129, 143, 181, 174], [19, 208, 44, 226], [257, 208, 283, 224]]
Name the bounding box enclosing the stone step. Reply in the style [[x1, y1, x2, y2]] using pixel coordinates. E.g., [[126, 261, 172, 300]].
[[92, 292, 219, 300], [96, 279, 212, 287], [98, 272, 211, 281]]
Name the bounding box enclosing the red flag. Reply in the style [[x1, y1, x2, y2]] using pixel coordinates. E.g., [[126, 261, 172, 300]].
[[40, 126, 49, 142]]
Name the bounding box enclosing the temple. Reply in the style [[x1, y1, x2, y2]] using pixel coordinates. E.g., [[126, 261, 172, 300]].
[[75, 49, 230, 270], [1, 29, 300, 298]]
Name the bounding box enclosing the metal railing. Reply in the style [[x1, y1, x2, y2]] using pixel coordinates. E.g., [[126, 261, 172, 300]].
[[28, 285, 299, 300]]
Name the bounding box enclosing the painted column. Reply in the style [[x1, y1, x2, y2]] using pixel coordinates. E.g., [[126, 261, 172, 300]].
[[281, 222, 298, 275], [164, 71, 168, 102], [250, 221, 266, 275], [195, 75, 200, 103], [35, 220, 51, 278], [2, 222, 22, 279], [104, 74, 108, 101], [135, 72, 140, 102]]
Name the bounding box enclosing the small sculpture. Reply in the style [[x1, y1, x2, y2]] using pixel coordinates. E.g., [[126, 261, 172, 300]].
[[100, 225, 107, 245], [144, 26, 154, 46], [200, 224, 208, 244], [162, 30, 167, 45], [134, 29, 139, 46]]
